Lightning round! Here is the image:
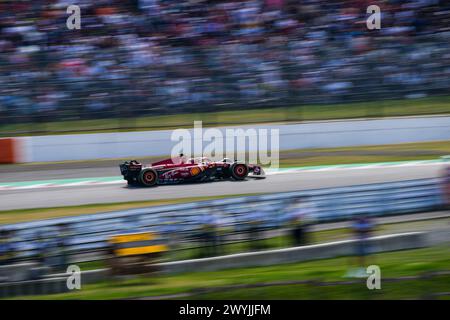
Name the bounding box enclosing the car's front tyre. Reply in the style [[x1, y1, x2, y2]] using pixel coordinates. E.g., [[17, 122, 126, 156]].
[[230, 163, 249, 180]]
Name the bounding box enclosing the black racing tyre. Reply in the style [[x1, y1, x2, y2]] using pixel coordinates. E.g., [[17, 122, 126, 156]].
[[138, 168, 158, 187], [230, 163, 249, 180]]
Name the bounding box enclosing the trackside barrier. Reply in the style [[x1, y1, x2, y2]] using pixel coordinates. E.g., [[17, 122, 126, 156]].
[[0, 277, 70, 298], [0, 178, 444, 265], [0, 232, 427, 298], [0, 138, 25, 164], [154, 232, 427, 274], [0, 263, 37, 282], [19, 116, 450, 162]]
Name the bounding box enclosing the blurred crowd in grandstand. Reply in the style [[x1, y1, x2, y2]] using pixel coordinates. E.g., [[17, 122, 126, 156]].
[[0, 0, 449, 123]]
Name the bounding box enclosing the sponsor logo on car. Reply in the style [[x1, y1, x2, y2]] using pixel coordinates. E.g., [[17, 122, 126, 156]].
[[190, 167, 201, 176]]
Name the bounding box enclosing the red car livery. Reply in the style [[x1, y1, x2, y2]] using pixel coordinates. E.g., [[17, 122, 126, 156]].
[[119, 156, 265, 187]]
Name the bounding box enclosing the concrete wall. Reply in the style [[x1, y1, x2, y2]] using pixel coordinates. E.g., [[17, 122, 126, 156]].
[[15, 116, 450, 162]]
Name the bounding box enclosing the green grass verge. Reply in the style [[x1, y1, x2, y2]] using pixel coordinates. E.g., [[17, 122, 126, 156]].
[[190, 276, 450, 300], [2, 96, 450, 136], [278, 140, 450, 167], [11, 244, 450, 300]]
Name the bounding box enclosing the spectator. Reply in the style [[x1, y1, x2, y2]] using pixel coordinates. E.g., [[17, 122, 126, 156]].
[[34, 230, 52, 271], [0, 230, 15, 266], [441, 155, 450, 209], [346, 213, 376, 278], [53, 223, 72, 273], [198, 212, 220, 257], [0, 0, 448, 125], [288, 197, 317, 246], [245, 209, 266, 250]]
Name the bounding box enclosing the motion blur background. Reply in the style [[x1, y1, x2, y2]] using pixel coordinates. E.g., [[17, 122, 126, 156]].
[[0, 0, 449, 300], [0, 0, 449, 132]]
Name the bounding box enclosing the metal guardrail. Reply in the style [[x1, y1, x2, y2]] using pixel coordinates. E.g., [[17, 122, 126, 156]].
[[0, 177, 444, 265]]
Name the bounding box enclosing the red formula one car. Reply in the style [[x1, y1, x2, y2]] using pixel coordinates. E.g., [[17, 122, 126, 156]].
[[119, 155, 265, 187]]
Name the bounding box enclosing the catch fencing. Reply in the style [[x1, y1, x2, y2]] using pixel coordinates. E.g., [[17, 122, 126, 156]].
[[0, 177, 444, 265]]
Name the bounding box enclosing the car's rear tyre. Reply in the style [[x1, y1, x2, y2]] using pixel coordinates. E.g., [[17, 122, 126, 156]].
[[139, 168, 158, 187], [230, 163, 249, 180]]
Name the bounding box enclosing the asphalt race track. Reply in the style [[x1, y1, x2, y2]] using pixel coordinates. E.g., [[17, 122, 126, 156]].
[[0, 162, 444, 211]]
